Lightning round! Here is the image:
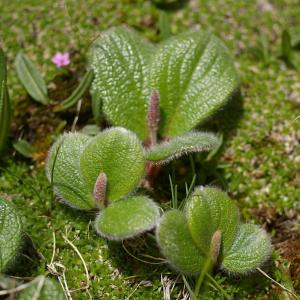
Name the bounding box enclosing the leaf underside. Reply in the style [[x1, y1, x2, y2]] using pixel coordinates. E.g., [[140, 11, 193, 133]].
[[185, 187, 239, 256], [46, 132, 94, 210], [95, 196, 160, 240], [222, 224, 272, 274], [80, 127, 145, 202], [15, 52, 48, 104], [17, 277, 66, 300], [89, 26, 155, 140], [0, 197, 22, 272], [90, 27, 239, 140], [156, 210, 204, 275], [145, 131, 220, 164]]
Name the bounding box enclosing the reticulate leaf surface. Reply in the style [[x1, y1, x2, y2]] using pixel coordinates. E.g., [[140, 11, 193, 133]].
[[89, 26, 155, 140], [222, 224, 272, 274], [150, 31, 239, 137], [0, 197, 22, 272], [95, 196, 160, 240], [17, 277, 66, 300], [186, 187, 239, 256], [90, 27, 238, 140], [145, 131, 219, 164], [156, 210, 204, 275], [80, 127, 145, 202], [46, 133, 94, 210]]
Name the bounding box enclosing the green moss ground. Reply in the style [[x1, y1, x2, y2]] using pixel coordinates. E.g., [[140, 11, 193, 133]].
[[0, 0, 300, 299]]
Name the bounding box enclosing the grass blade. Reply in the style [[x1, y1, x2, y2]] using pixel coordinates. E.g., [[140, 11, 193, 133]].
[[0, 48, 11, 156], [54, 69, 94, 111]]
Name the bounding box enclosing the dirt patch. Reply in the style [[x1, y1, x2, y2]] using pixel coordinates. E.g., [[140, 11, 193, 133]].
[[252, 204, 300, 288]]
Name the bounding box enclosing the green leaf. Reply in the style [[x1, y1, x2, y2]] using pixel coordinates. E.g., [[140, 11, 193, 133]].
[[156, 210, 204, 275], [80, 127, 145, 202], [158, 11, 171, 41], [17, 276, 66, 300], [0, 48, 11, 156], [281, 30, 293, 65], [95, 195, 160, 240], [222, 224, 272, 274], [15, 52, 48, 105], [0, 48, 6, 82], [80, 124, 101, 136], [291, 32, 300, 49], [46, 132, 94, 210], [149, 31, 239, 138], [185, 187, 239, 256], [13, 139, 33, 158], [89, 26, 155, 140], [55, 69, 94, 111], [91, 88, 102, 123], [0, 197, 22, 272], [145, 131, 220, 164]]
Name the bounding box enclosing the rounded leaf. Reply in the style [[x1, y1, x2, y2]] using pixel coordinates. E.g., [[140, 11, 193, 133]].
[[17, 276, 65, 300], [80, 127, 145, 202], [222, 224, 272, 274], [156, 210, 204, 275], [149, 30, 239, 138], [186, 187, 239, 256], [95, 196, 160, 240], [0, 197, 22, 272], [46, 132, 94, 210], [89, 26, 154, 140]]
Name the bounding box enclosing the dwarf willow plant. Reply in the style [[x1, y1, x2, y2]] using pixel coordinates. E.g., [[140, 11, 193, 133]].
[[156, 187, 272, 295], [89, 26, 239, 167], [47, 124, 221, 239], [46, 127, 160, 240], [0, 197, 22, 273]]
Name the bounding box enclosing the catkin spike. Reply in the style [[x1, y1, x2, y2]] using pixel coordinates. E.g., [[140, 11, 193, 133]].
[[93, 172, 107, 208], [210, 230, 222, 264], [147, 90, 160, 146]]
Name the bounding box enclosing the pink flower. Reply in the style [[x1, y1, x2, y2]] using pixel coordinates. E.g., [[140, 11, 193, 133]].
[[51, 52, 70, 68]]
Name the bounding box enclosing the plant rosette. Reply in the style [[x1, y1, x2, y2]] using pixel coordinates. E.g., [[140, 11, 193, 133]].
[[46, 127, 160, 240], [89, 26, 239, 175], [156, 187, 272, 281]]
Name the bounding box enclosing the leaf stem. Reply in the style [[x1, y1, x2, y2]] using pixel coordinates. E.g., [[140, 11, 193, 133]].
[[256, 267, 298, 299], [193, 258, 213, 299]]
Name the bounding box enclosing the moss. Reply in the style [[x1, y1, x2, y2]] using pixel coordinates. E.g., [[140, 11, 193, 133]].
[[0, 0, 300, 298]]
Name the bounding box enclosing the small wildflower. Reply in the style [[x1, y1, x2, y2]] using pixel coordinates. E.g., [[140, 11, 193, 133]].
[[51, 52, 70, 67]]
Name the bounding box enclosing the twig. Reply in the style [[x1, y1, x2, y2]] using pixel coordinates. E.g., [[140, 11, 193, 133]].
[[62, 234, 92, 299], [32, 276, 46, 300], [256, 267, 298, 299], [50, 231, 56, 265], [46, 232, 72, 300], [71, 99, 82, 132]]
